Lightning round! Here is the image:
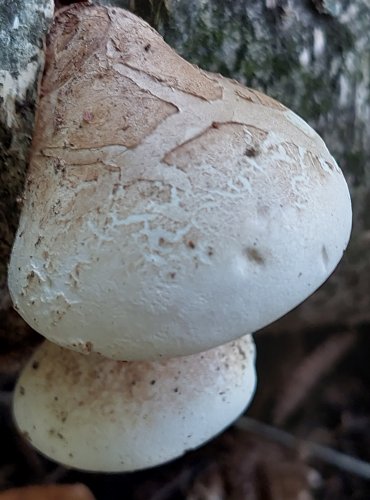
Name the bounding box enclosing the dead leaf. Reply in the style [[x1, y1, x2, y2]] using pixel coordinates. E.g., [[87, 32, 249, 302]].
[[0, 484, 95, 500]]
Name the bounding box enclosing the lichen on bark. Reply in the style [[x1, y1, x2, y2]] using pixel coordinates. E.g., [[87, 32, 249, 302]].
[[0, 0, 53, 295]]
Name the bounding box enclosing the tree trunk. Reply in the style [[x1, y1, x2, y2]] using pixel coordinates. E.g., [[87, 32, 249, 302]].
[[0, 0, 53, 303], [1, 0, 369, 333]]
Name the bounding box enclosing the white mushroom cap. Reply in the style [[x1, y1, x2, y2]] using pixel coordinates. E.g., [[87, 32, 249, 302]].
[[13, 335, 256, 472], [8, 5, 352, 360]]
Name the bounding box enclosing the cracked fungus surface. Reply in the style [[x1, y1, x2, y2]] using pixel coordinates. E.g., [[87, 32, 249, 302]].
[[13, 335, 256, 472], [8, 4, 352, 360]]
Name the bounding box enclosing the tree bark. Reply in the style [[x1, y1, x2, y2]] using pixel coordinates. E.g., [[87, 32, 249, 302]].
[[1, 0, 369, 332], [0, 0, 53, 304]]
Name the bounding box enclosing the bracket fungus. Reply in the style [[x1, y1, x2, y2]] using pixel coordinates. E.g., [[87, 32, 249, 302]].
[[8, 3, 352, 473], [8, 4, 351, 361], [13, 336, 256, 472]]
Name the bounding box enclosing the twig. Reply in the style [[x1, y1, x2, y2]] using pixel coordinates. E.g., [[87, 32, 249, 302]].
[[273, 331, 356, 424], [235, 417, 370, 480]]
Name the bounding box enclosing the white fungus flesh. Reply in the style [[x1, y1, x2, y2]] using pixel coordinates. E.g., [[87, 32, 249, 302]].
[[8, 5, 352, 360], [13, 335, 256, 472]]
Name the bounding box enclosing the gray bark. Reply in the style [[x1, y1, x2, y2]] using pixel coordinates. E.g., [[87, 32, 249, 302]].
[[0, 0, 53, 300], [1, 0, 370, 332]]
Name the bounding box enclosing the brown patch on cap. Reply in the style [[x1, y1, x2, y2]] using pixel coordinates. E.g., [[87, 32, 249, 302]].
[[37, 68, 178, 151], [163, 122, 267, 170], [108, 10, 223, 101], [232, 80, 287, 111], [46, 5, 222, 102], [42, 5, 111, 96]]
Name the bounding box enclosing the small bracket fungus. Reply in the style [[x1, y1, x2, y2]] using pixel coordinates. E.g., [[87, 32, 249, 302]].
[[13, 336, 256, 472], [8, 4, 352, 360]]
